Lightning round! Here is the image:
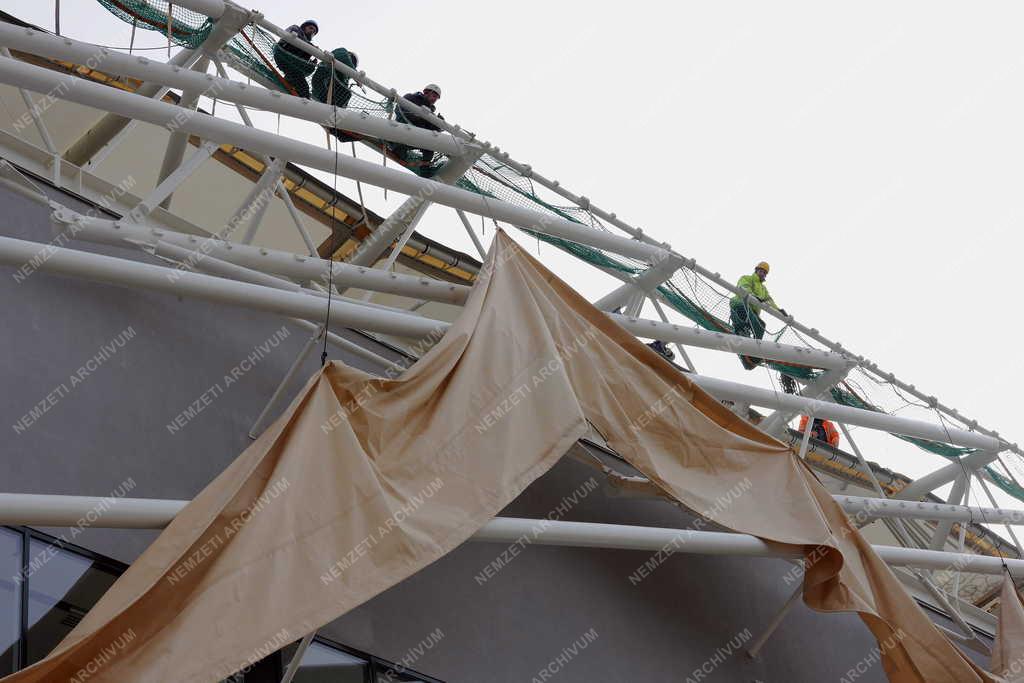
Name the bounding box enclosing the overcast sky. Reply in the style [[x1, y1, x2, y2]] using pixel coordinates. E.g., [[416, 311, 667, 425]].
[[12, 2, 1024, 508]]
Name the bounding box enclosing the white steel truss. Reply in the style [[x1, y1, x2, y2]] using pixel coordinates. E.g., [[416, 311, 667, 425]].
[[0, 2, 1019, 648]]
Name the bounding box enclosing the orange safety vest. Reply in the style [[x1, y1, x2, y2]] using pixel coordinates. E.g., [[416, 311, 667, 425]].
[[798, 415, 840, 448]]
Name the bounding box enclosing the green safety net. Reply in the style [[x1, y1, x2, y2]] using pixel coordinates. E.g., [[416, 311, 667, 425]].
[[830, 384, 1024, 502], [96, 0, 1024, 503], [98, 0, 213, 48]]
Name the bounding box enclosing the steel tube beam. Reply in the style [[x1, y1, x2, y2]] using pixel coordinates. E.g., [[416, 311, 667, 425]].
[[347, 153, 480, 267], [61, 47, 197, 166], [669, 253, 1019, 458], [0, 49, 56, 155], [8, 228, 994, 457], [280, 632, 315, 683], [7, 491, 1023, 529], [0, 25, 468, 157], [893, 451, 1002, 501], [747, 585, 803, 658], [72, 216, 849, 371], [0, 57, 663, 263], [59, 3, 251, 165], [70, 216, 849, 370], [592, 255, 682, 313], [608, 314, 849, 370], [129, 140, 219, 219], [456, 209, 487, 259], [171, 0, 225, 19], [0, 230, 992, 452], [0, 493, 186, 529], [67, 215, 471, 305], [689, 375, 1001, 452], [154, 55, 211, 208], [153, 232, 404, 371], [927, 474, 970, 551], [758, 366, 850, 436], [2, 496, 1021, 576], [68, 214, 841, 372], [0, 234, 449, 339]]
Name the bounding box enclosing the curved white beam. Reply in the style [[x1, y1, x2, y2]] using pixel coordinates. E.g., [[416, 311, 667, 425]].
[[0, 233, 989, 451], [836, 495, 1024, 526], [173, 0, 226, 19], [0, 234, 449, 339], [7, 492, 1022, 528], [0, 57, 664, 264], [67, 215, 849, 370], [0, 25, 467, 156], [690, 374, 1002, 452], [66, 214, 473, 306], [1, 496, 1020, 576], [610, 313, 850, 371]]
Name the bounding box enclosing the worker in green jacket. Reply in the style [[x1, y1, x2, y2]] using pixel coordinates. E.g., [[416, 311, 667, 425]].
[[311, 48, 359, 141], [730, 261, 788, 368]]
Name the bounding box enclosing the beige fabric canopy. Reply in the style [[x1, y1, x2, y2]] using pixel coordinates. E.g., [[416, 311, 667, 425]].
[[2, 232, 998, 682], [994, 572, 1024, 681]]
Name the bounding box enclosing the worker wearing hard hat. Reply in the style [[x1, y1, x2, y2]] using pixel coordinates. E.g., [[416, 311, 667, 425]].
[[730, 262, 788, 368], [393, 84, 446, 170], [273, 19, 320, 99]]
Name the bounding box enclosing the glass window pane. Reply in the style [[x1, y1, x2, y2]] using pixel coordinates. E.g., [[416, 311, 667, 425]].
[[294, 641, 368, 683], [0, 529, 21, 676], [25, 539, 119, 666]]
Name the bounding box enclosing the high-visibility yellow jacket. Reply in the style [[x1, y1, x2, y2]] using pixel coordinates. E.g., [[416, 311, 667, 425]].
[[731, 274, 776, 315]]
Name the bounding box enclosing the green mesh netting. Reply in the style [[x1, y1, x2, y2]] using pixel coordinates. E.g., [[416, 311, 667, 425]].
[[830, 385, 1024, 501], [97, 1, 213, 48], [97, 0, 1024, 503], [831, 386, 975, 458]]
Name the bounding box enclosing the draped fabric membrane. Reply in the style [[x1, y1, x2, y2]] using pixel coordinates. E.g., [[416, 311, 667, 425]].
[[994, 573, 1024, 681], [2, 232, 998, 682]]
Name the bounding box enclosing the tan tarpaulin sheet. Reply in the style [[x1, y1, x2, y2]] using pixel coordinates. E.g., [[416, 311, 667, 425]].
[[3, 232, 999, 682], [994, 572, 1024, 681]]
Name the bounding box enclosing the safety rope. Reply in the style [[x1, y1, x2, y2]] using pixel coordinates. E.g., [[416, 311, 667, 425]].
[[128, 16, 137, 55], [321, 59, 340, 366]]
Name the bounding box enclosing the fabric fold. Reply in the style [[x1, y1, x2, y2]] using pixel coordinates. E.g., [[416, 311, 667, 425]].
[[2, 231, 999, 682], [994, 572, 1024, 681]]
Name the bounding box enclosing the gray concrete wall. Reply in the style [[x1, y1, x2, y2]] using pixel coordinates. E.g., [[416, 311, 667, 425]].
[[0, 182, 985, 682]]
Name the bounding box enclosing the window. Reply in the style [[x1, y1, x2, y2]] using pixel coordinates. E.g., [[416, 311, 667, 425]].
[[24, 538, 119, 666], [1, 528, 443, 682], [0, 529, 21, 676], [293, 640, 370, 682]]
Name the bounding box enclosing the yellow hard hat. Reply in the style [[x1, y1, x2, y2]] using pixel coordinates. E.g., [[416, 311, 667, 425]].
[[756, 261, 770, 273]]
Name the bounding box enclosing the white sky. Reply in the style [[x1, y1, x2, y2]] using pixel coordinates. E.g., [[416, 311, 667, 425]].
[[12, 2, 1024, 509]]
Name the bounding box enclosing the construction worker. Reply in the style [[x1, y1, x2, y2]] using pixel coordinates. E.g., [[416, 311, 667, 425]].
[[312, 47, 359, 140], [730, 261, 788, 369], [647, 340, 676, 363], [392, 84, 445, 168], [273, 20, 319, 99], [798, 415, 841, 448]]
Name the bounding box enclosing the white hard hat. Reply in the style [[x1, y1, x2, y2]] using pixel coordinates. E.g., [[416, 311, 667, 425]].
[[424, 83, 442, 98]]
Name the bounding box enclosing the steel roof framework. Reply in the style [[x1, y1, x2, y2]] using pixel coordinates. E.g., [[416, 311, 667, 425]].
[[0, 0, 1019, 667]]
